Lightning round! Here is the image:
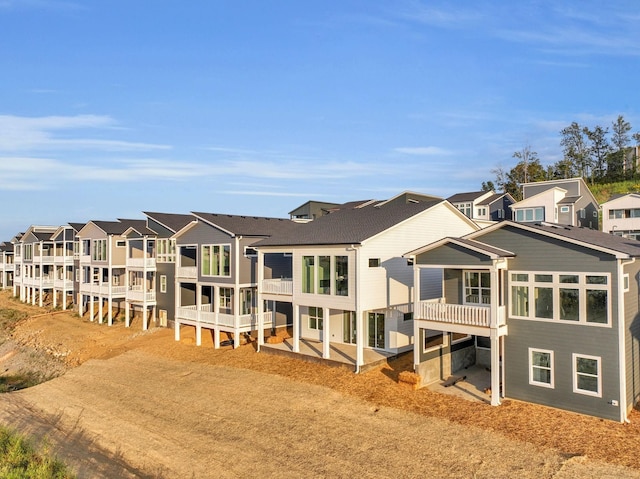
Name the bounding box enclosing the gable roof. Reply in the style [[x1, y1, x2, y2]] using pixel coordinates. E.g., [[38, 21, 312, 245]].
[[143, 212, 196, 233], [601, 192, 640, 206], [477, 192, 514, 206], [521, 177, 598, 206], [0, 242, 14, 253], [470, 221, 640, 258], [255, 196, 458, 247], [447, 191, 490, 203], [191, 212, 301, 238], [405, 236, 516, 259], [81, 219, 148, 236]]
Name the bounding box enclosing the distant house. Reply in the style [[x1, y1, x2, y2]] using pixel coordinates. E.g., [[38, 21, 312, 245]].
[[76, 219, 149, 325], [173, 212, 301, 348], [510, 177, 598, 229], [14, 226, 58, 307], [50, 224, 79, 310], [447, 191, 514, 223], [254, 191, 480, 371], [0, 242, 14, 290], [406, 220, 640, 421], [601, 193, 640, 239], [289, 200, 341, 222]]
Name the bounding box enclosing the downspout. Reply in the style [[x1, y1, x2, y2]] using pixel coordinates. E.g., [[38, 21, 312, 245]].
[[618, 257, 635, 423]]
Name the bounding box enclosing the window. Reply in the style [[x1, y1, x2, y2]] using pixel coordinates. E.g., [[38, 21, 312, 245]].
[[510, 271, 610, 326], [92, 239, 107, 261], [514, 207, 544, 222], [116, 240, 126, 247], [24, 244, 33, 261], [308, 306, 323, 330], [573, 354, 601, 397], [157, 239, 176, 263], [75, 269, 80, 282], [343, 311, 356, 344], [318, 256, 331, 294], [369, 258, 380, 268], [560, 206, 570, 213], [302, 256, 315, 293], [529, 348, 554, 388], [451, 332, 471, 344], [497, 209, 504, 219], [219, 287, 232, 313], [456, 202, 472, 218], [201, 245, 231, 276], [423, 330, 444, 351], [335, 256, 348, 296], [477, 207, 487, 217], [244, 247, 257, 257], [463, 271, 490, 305], [160, 275, 167, 293], [112, 275, 119, 286], [241, 288, 255, 315], [623, 274, 630, 292]]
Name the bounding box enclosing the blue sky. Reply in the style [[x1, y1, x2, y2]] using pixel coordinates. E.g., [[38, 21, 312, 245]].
[[1, 0, 638, 240]]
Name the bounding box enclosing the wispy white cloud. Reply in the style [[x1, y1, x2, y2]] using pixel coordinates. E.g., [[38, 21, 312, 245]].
[[220, 190, 323, 197], [394, 146, 453, 156], [0, 114, 171, 151]]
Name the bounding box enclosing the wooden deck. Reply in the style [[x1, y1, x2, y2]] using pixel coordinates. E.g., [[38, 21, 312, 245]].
[[260, 338, 397, 373]]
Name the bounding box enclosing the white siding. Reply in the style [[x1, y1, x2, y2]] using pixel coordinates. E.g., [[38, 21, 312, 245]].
[[602, 195, 640, 234], [358, 203, 477, 311]]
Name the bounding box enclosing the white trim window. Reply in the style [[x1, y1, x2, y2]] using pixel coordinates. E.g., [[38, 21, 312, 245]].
[[201, 244, 231, 276], [308, 306, 323, 330], [463, 270, 490, 305], [514, 207, 544, 222], [160, 274, 167, 293], [509, 272, 610, 326], [157, 239, 176, 263], [92, 239, 107, 261], [529, 348, 554, 388], [572, 353, 602, 397], [560, 206, 570, 213], [455, 202, 472, 218]]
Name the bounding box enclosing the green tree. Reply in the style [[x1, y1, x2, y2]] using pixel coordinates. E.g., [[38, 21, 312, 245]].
[[584, 125, 611, 181], [560, 122, 591, 179], [608, 115, 632, 180]]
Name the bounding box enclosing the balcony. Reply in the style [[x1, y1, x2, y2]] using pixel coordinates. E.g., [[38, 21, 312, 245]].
[[176, 306, 273, 329], [54, 255, 74, 265], [126, 286, 156, 302], [54, 278, 74, 289], [126, 257, 157, 269], [79, 283, 127, 297], [80, 254, 91, 264], [34, 255, 55, 265], [416, 299, 506, 329], [261, 278, 293, 295], [177, 266, 197, 279]]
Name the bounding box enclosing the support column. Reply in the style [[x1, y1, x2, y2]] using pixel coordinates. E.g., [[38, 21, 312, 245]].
[[89, 296, 94, 322], [490, 331, 501, 406], [98, 295, 103, 324], [356, 310, 364, 371], [175, 319, 181, 341], [293, 304, 300, 353], [196, 323, 202, 346], [108, 297, 113, 326], [53, 287, 57, 308], [125, 302, 130, 327], [214, 328, 220, 348], [413, 265, 421, 371], [256, 251, 264, 351], [322, 307, 330, 359]]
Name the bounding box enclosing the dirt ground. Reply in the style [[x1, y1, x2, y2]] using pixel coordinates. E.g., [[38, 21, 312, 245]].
[[1, 291, 640, 478]]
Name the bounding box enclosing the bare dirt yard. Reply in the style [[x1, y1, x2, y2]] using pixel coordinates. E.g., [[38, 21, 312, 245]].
[[1, 290, 640, 478]]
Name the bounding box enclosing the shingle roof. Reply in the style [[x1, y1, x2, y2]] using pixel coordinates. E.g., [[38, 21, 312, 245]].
[[68, 222, 86, 232], [32, 231, 54, 241], [482, 221, 640, 257], [477, 193, 506, 206], [450, 237, 516, 257], [557, 195, 582, 205], [143, 212, 195, 233], [0, 242, 13, 253], [255, 197, 444, 247], [192, 212, 302, 237], [447, 191, 488, 203], [91, 219, 148, 235]]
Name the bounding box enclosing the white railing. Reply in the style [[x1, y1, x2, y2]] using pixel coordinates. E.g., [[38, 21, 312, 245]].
[[177, 266, 197, 278], [34, 255, 55, 264], [54, 255, 75, 265], [79, 284, 127, 296], [127, 289, 156, 302], [261, 278, 293, 295], [4, 264, 14, 271], [418, 299, 490, 327], [126, 257, 157, 268], [53, 279, 74, 289], [80, 255, 91, 264], [177, 305, 198, 321]]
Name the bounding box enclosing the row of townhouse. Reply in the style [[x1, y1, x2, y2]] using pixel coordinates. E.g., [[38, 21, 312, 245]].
[[3, 188, 640, 422]]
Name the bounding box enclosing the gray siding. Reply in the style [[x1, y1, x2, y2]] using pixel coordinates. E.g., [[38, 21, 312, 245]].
[[416, 243, 493, 267], [147, 219, 173, 238], [625, 261, 640, 412], [176, 222, 235, 284], [156, 263, 176, 321]]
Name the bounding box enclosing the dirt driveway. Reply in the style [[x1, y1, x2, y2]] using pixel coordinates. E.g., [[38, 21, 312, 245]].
[[0, 349, 638, 479], [1, 292, 640, 478]]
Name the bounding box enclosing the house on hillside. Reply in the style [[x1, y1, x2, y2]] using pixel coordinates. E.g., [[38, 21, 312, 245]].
[[405, 220, 640, 421], [142, 212, 197, 328], [0, 242, 14, 290], [510, 177, 598, 228], [447, 190, 514, 224], [15, 226, 58, 307], [50, 224, 79, 310], [289, 200, 341, 222], [253, 191, 480, 372], [601, 193, 640, 239], [173, 212, 301, 348], [76, 219, 149, 325]]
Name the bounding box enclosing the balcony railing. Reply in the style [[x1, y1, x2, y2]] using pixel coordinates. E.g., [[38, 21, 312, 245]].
[[53, 279, 74, 289], [417, 299, 506, 328], [177, 266, 197, 279], [80, 255, 91, 264], [126, 257, 157, 269], [261, 278, 293, 295], [54, 255, 75, 265], [176, 307, 273, 329], [33, 255, 55, 264], [126, 288, 156, 302], [79, 283, 127, 296]]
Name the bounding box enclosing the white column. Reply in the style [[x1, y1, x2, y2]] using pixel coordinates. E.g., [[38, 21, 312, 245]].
[[53, 284, 57, 308], [356, 310, 364, 370], [256, 251, 264, 351], [98, 294, 103, 324], [214, 328, 220, 348], [196, 284, 203, 347], [108, 297, 113, 326], [89, 296, 94, 322], [490, 331, 500, 406], [174, 278, 180, 341], [125, 301, 131, 327], [175, 318, 181, 341], [142, 239, 148, 331], [293, 303, 300, 353], [413, 265, 421, 371], [322, 307, 330, 359], [196, 323, 202, 346]]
